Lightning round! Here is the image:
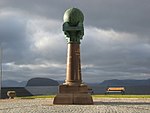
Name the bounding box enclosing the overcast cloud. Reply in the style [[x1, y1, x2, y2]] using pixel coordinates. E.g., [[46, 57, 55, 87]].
[[0, 0, 150, 83]]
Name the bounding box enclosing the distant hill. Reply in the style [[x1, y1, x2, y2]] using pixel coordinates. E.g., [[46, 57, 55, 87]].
[[2, 80, 27, 87], [2, 77, 59, 87], [26, 77, 59, 86], [99, 79, 150, 86], [2, 78, 150, 87]]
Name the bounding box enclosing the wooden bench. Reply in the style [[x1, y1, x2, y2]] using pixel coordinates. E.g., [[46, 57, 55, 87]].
[[105, 87, 125, 95]]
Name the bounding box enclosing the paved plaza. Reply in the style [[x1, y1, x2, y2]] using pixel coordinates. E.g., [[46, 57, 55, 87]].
[[0, 98, 150, 113]]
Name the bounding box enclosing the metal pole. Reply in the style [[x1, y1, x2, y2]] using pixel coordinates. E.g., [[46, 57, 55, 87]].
[[0, 47, 2, 99]]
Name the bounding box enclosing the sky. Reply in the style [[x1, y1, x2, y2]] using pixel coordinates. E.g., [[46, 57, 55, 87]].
[[0, 0, 150, 83]]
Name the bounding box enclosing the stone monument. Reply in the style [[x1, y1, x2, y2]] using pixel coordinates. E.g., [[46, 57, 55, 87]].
[[53, 8, 93, 105]]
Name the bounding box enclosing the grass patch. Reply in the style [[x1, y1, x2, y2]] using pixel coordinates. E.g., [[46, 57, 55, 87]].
[[19, 95, 55, 99], [92, 95, 150, 98], [18, 94, 150, 99]]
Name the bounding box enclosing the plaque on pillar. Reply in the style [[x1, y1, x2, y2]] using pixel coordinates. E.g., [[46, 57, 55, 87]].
[[53, 8, 93, 105]]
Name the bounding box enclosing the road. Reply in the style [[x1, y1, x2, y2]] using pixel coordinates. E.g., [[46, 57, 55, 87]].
[[0, 98, 150, 113]]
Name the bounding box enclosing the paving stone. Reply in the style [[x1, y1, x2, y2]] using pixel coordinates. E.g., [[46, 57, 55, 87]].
[[0, 98, 150, 113]]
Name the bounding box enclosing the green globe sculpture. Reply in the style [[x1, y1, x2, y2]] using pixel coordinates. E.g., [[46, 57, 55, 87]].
[[63, 8, 84, 44], [53, 8, 93, 105], [63, 8, 84, 26]]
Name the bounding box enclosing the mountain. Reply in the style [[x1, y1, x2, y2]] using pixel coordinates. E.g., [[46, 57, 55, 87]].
[[99, 79, 150, 86], [2, 77, 59, 87], [2, 80, 27, 87], [2, 78, 150, 87], [26, 77, 59, 86]]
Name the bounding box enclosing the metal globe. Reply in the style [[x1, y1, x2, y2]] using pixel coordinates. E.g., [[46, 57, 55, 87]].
[[63, 8, 84, 26]]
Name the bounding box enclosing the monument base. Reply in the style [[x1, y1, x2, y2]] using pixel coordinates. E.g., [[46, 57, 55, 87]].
[[53, 85, 93, 105]]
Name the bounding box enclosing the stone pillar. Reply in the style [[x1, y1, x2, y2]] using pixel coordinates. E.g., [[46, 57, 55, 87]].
[[65, 43, 82, 86], [53, 8, 93, 105]]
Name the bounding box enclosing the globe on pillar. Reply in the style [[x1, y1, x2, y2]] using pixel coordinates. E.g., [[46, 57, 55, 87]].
[[53, 8, 93, 105]]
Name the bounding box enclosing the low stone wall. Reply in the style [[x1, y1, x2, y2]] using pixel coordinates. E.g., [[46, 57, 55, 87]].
[[1, 87, 33, 98], [1, 86, 58, 98]]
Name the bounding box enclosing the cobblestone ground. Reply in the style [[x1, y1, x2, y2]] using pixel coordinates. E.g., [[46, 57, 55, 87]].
[[0, 98, 150, 113]]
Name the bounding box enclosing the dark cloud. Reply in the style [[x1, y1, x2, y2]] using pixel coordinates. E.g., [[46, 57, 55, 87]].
[[1, 0, 150, 34], [0, 15, 29, 63], [0, 0, 150, 82], [80, 0, 150, 35], [81, 28, 150, 82]]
